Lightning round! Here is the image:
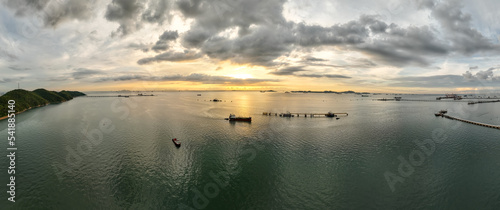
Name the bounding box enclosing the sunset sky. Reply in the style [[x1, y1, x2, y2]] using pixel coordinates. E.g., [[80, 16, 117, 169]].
[[1, 0, 500, 93]]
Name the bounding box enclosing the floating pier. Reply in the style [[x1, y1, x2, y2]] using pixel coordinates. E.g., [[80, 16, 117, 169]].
[[467, 100, 500, 105], [439, 114, 500, 130], [262, 112, 348, 117], [376, 98, 497, 103]]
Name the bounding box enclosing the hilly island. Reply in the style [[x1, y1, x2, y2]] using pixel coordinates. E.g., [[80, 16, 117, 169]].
[[0, 89, 85, 120]]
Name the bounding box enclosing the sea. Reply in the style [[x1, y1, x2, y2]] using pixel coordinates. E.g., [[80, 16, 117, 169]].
[[1, 91, 500, 209]]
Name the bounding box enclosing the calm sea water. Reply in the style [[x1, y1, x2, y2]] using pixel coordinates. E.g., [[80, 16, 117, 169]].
[[1, 92, 500, 209]]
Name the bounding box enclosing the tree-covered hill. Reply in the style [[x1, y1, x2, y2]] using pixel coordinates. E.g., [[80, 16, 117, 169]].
[[0, 89, 86, 119], [33, 89, 67, 103]]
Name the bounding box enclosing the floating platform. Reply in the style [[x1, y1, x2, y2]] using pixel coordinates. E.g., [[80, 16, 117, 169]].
[[467, 100, 500, 105], [439, 114, 500, 130], [262, 112, 348, 117]]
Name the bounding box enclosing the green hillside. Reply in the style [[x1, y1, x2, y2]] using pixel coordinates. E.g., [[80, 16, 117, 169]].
[[33, 89, 67, 103], [60, 90, 86, 99], [0, 89, 86, 119]]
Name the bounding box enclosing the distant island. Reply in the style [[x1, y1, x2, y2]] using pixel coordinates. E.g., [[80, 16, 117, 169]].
[[0, 89, 86, 120]]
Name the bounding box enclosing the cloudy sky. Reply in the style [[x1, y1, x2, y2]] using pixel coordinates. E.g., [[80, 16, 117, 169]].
[[1, 0, 500, 93]]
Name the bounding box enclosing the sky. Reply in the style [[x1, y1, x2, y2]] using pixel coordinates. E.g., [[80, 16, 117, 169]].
[[1, 0, 500, 93]]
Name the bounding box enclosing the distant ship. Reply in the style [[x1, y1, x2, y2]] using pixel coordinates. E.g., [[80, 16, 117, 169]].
[[172, 138, 181, 147], [434, 110, 447, 117], [227, 114, 251, 122], [279, 112, 294, 117], [325, 112, 337, 117]]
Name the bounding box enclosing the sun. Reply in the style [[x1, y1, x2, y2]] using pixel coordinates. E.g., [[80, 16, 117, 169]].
[[227, 74, 254, 79]]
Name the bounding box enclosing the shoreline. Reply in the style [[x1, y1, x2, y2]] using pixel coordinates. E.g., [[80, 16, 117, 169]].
[[0, 103, 51, 121]]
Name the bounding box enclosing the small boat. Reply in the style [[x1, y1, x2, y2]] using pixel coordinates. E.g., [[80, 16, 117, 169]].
[[212, 98, 221, 102], [434, 113, 443, 117], [325, 112, 337, 117], [279, 112, 293, 117], [439, 110, 447, 114], [227, 114, 251, 122], [172, 138, 181, 147], [197, 94, 201, 96]]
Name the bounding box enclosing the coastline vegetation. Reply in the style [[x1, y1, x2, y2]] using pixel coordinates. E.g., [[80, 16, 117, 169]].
[[0, 89, 86, 119]]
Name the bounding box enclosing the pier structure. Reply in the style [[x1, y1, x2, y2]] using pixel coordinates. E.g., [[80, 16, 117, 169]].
[[262, 112, 348, 117], [436, 94, 462, 100], [438, 114, 500, 130], [467, 100, 500, 105]]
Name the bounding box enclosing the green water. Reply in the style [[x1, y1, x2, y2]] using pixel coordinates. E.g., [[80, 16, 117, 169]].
[[1, 92, 500, 209]]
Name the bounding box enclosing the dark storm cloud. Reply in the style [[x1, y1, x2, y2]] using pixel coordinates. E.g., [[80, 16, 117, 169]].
[[3, 0, 96, 27], [136, 0, 499, 70], [463, 68, 499, 81], [105, 0, 144, 37], [2, 0, 50, 16], [43, 0, 96, 27], [95, 73, 279, 84], [137, 50, 202, 64], [296, 74, 352, 79], [294, 19, 371, 46], [362, 25, 450, 66], [6, 0, 491, 77], [72, 68, 102, 79], [300, 57, 377, 69], [141, 0, 171, 24], [182, 28, 213, 48], [105, 0, 172, 37], [269, 66, 306, 76], [151, 30, 178, 52], [418, 0, 497, 54], [304, 57, 328, 62], [176, 0, 203, 17], [142, 8, 468, 68]]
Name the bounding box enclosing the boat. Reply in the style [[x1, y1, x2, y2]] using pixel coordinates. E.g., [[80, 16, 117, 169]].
[[439, 110, 447, 114], [279, 112, 293, 117], [212, 98, 221, 102], [172, 138, 181, 147], [325, 112, 337, 117], [434, 113, 443, 117], [227, 114, 251, 122], [284, 91, 290, 93], [361, 94, 369, 97], [197, 94, 201, 96]]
